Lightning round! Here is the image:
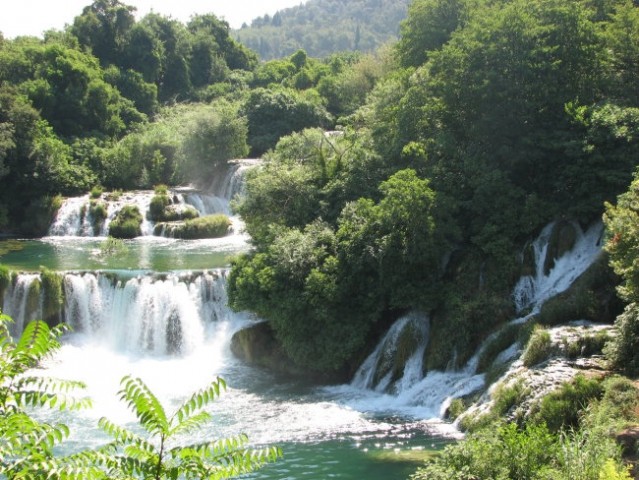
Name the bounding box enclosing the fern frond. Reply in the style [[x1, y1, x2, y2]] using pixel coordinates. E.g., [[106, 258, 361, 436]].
[[168, 411, 211, 437], [118, 376, 168, 435], [98, 417, 156, 453], [15, 321, 57, 362], [173, 377, 226, 424]]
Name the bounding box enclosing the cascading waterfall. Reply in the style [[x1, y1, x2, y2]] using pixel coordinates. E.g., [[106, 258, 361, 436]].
[[349, 221, 605, 417], [47, 160, 258, 237], [6, 269, 248, 356], [2, 273, 41, 336]]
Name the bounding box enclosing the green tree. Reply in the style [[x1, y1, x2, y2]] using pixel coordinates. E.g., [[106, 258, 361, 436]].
[[242, 87, 331, 156], [71, 0, 137, 67]]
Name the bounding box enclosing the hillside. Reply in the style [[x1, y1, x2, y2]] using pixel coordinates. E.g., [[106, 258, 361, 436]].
[[234, 0, 409, 59]]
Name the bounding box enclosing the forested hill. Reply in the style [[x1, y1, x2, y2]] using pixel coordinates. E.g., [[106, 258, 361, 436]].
[[234, 0, 410, 60]]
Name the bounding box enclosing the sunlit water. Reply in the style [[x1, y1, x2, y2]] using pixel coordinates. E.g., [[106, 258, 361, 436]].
[[34, 323, 452, 480]]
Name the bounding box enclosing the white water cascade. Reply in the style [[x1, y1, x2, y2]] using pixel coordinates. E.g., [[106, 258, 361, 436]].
[[2, 273, 41, 336], [47, 160, 258, 237], [345, 221, 605, 418], [63, 270, 241, 355]]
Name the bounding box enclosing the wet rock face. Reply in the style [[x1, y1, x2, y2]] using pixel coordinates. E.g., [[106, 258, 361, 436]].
[[544, 221, 577, 275], [457, 323, 614, 429], [230, 321, 302, 376]]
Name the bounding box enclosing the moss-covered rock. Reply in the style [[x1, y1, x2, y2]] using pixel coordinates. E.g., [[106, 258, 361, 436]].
[[155, 214, 231, 239], [148, 193, 200, 223], [0, 264, 10, 305], [230, 321, 303, 376], [108, 205, 143, 239], [40, 268, 63, 327], [89, 200, 108, 234], [26, 277, 41, 321]]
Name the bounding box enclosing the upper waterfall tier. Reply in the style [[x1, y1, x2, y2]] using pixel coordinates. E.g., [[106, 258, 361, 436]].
[[48, 160, 258, 238]]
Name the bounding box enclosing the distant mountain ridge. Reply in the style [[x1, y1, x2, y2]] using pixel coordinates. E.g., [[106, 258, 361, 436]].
[[234, 0, 410, 60]]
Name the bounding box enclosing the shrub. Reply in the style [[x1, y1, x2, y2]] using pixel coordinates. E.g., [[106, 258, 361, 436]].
[[108, 205, 143, 239], [522, 326, 553, 367], [105, 189, 122, 201], [90, 185, 103, 199], [477, 322, 522, 373], [26, 278, 41, 320], [598, 459, 633, 480], [565, 330, 611, 359], [148, 194, 170, 221], [88, 200, 108, 233], [154, 184, 168, 195], [412, 423, 557, 480], [531, 375, 603, 432], [492, 380, 529, 416], [447, 398, 467, 421]]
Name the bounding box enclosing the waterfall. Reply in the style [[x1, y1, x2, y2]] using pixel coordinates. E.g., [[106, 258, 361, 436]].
[[512, 222, 603, 313], [6, 270, 248, 356], [349, 221, 604, 417], [48, 161, 258, 237], [48, 196, 94, 236], [2, 273, 41, 336], [182, 159, 259, 217]]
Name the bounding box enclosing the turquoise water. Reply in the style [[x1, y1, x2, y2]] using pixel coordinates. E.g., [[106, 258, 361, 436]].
[[5, 233, 456, 480], [0, 236, 247, 272]]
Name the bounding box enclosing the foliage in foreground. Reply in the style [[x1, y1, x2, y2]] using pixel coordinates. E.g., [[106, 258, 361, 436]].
[[97, 375, 281, 479], [0, 314, 281, 479]]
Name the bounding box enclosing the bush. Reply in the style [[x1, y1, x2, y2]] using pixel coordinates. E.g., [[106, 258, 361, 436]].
[[154, 184, 168, 195], [88, 200, 108, 234], [522, 326, 553, 367], [148, 194, 170, 221], [108, 205, 143, 239], [493, 380, 530, 417], [565, 330, 611, 359], [90, 185, 103, 199], [412, 423, 557, 480], [26, 278, 41, 320], [159, 214, 231, 239], [532, 375, 603, 432], [598, 459, 633, 480]]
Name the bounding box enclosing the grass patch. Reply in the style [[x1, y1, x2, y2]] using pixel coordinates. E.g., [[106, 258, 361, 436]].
[[522, 325, 553, 367], [531, 374, 603, 432]]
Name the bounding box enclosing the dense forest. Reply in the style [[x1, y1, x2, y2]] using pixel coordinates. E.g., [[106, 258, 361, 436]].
[[234, 0, 410, 59], [1, 0, 639, 477]]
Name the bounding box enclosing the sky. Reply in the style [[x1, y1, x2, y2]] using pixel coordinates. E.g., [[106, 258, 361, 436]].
[[0, 0, 306, 39]]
